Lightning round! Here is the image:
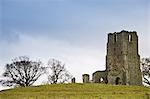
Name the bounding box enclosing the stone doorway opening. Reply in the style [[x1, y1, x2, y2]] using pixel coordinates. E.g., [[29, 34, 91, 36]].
[[99, 77, 104, 83], [115, 77, 121, 85]]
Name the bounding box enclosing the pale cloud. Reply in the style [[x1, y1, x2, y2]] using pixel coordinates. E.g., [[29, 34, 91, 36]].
[[0, 33, 106, 83]]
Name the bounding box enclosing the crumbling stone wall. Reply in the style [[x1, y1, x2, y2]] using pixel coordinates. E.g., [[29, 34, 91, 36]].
[[71, 77, 76, 83], [92, 71, 107, 83], [82, 74, 90, 83]]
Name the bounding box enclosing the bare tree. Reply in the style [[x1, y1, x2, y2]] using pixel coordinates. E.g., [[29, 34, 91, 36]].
[[47, 59, 72, 84], [141, 58, 150, 85], [0, 56, 45, 87]]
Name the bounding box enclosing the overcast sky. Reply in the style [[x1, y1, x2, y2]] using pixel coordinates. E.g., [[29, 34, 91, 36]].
[[0, 0, 150, 86]]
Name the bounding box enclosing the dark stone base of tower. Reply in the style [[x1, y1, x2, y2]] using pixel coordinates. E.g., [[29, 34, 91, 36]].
[[84, 30, 142, 85]]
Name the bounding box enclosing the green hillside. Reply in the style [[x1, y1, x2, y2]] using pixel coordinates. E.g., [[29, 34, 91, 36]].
[[0, 83, 149, 99]]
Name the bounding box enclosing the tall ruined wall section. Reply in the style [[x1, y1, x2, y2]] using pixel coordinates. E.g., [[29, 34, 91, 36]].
[[106, 30, 142, 85], [92, 71, 107, 83]]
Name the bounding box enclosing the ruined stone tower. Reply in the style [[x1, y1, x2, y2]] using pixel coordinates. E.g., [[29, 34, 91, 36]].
[[106, 30, 142, 85]]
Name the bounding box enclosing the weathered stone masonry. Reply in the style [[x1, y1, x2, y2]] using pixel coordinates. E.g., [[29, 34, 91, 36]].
[[106, 30, 142, 85], [83, 30, 142, 85]]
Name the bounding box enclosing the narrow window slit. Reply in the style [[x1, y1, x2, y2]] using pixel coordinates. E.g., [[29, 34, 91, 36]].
[[128, 34, 132, 42], [114, 34, 117, 42]]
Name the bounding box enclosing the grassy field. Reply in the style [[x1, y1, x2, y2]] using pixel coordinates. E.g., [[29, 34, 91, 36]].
[[0, 83, 149, 99]]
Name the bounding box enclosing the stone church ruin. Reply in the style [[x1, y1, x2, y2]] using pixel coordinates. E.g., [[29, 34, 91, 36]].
[[82, 30, 142, 85]]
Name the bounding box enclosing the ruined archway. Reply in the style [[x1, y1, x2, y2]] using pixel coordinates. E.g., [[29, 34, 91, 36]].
[[92, 71, 107, 84], [98, 77, 104, 83]]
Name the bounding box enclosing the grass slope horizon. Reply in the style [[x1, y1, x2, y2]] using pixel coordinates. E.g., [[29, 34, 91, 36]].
[[0, 83, 149, 99]]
